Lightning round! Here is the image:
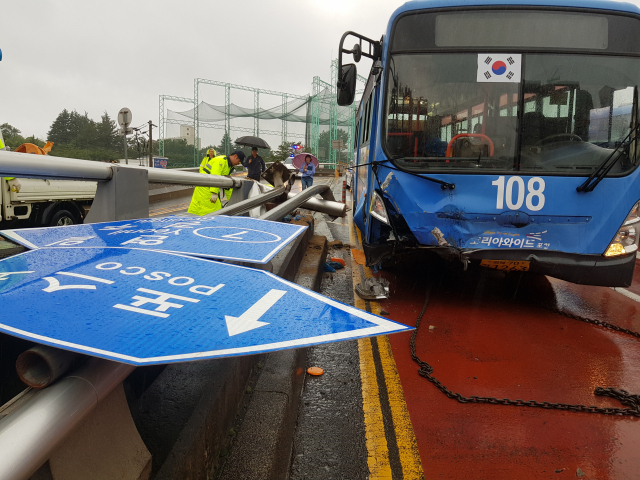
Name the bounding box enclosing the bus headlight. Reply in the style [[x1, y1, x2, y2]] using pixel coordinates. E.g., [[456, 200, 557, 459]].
[[370, 191, 390, 225], [604, 201, 640, 256]]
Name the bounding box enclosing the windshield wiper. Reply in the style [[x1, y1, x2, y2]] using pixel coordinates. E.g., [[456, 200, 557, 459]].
[[577, 122, 640, 192], [355, 159, 455, 190]]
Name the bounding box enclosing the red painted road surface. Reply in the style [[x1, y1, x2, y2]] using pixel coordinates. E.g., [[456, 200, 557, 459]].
[[381, 258, 640, 479], [626, 257, 640, 297]]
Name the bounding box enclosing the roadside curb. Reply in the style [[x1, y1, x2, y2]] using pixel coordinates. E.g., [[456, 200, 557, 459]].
[[218, 235, 328, 480]]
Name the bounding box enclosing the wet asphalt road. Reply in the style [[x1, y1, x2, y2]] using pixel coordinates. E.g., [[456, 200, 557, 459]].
[[289, 183, 372, 479]]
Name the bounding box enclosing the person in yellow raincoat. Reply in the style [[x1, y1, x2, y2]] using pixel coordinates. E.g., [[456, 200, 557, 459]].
[[200, 148, 217, 166], [188, 150, 245, 216]]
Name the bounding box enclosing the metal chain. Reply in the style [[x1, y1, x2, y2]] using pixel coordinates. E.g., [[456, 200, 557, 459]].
[[540, 300, 640, 339], [409, 287, 640, 417]]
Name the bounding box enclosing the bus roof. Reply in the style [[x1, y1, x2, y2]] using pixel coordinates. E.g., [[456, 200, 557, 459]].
[[389, 0, 640, 26]]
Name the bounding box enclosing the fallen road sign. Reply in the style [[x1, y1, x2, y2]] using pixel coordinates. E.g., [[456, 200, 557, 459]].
[[0, 247, 412, 365], [0, 215, 306, 265]]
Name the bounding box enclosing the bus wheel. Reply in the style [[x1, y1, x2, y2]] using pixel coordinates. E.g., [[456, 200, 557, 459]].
[[50, 210, 76, 227]]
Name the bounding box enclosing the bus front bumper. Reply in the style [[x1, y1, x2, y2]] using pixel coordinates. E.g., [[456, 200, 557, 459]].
[[464, 248, 637, 287], [362, 241, 637, 287]]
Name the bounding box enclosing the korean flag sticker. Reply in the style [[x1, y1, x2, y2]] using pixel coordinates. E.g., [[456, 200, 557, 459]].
[[477, 54, 522, 83]]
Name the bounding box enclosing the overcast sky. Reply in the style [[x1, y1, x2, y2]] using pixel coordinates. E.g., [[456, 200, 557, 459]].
[[1, 0, 408, 144], [4, 0, 640, 147]]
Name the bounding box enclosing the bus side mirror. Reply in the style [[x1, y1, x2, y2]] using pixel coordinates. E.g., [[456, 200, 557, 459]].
[[337, 64, 357, 106]]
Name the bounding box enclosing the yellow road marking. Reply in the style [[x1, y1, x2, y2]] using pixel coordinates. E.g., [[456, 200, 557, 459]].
[[351, 243, 393, 478], [377, 335, 424, 479], [349, 212, 424, 479], [358, 335, 393, 479]]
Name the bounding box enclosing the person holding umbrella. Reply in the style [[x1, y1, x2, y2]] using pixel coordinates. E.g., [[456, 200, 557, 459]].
[[300, 154, 316, 190], [243, 147, 265, 181]]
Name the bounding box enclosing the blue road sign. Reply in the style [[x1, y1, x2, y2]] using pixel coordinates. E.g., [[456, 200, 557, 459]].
[[0, 215, 306, 264], [0, 247, 411, 365]]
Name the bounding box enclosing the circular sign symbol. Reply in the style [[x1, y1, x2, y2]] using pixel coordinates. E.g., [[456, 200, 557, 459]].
[[492, 61, 507, 75], [193, 227, 281, 244]]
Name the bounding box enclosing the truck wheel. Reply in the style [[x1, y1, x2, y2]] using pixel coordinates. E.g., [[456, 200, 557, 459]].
[[50, 210, 76, 227]]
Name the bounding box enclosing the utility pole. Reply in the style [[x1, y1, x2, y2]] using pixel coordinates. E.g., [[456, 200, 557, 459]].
[[148, 120, 153, 167]]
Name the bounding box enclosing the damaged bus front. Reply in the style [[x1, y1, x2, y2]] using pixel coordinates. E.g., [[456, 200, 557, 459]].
[[338, 0, 640, 287]]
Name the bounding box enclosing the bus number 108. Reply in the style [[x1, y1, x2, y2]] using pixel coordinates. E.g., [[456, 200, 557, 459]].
[[492, 176, 546, 211]]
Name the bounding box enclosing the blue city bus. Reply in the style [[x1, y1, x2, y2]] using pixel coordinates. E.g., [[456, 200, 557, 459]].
[[336, 0, 640, 287]]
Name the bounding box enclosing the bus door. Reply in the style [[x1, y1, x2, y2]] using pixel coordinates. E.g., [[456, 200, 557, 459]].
[[354, 75, 379, 238]]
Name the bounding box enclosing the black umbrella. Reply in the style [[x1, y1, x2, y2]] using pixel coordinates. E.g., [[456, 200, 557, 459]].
[[235, 136, 271, 149]]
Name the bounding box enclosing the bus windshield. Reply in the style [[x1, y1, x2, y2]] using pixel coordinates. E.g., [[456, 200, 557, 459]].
[[385, 53, 640, 176]]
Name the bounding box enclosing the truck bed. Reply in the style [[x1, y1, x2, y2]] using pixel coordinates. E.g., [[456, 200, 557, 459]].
[[6, 178, 96, 202]]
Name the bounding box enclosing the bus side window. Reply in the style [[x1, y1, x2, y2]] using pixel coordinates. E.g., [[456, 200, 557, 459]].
[[363, 101, 369, 145], [354, 120, 360, 150], [361, 99, 369, 146], [363, 97, 373, 146]]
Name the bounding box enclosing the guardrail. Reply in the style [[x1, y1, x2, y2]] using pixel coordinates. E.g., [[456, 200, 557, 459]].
[[0, 151, 243, 188], [0, 150, 347, 224], [0, 150, 349, 479], [0, 150, 246, 223]]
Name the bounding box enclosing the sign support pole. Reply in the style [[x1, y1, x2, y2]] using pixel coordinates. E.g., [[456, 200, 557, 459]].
[[148, 120, 153, 168], [118, 108, 133, 166]]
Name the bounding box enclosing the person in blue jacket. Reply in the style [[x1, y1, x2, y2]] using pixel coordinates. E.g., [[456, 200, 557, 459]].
[[300, 155, 315, 190], [244, 147, 266, 181]]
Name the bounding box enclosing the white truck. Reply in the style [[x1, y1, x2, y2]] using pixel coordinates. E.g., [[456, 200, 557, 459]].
[[1, 177, 96, 228], [0, 130, 96, 228]]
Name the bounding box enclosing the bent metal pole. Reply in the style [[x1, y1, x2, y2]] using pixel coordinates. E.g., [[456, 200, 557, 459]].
[[144, 166, 244, 189], [209, 186, 287, 217], [288, 193, 347, 218], [0, 150, 112, 181], [208, 183, 346, 218], [0, 358, 134, 480], [16, 345, 81, 389], [260, 184, 346, 221], [0, 150, 245, 190]]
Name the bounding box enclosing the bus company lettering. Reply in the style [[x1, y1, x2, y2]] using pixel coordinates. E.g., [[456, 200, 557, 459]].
[[469, 236, 550, 249]]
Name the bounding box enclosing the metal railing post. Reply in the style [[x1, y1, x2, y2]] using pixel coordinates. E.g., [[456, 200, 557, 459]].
[[0, 358, 134, 480]]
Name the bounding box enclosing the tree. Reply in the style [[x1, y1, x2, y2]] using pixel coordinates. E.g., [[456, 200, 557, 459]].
[[68, 111, 95, 147], [0, 123, 26, 149], [164, 138, 197, 166], [268, 141, 294, 163], [1, 123, 21, 138], [47, 109, 122, 162], [318, 128, 349, 162], [0, 123, 47, 149], [94, 112, 119, 150], [217, 132, 233, 156], [47, 109, 73, 145]]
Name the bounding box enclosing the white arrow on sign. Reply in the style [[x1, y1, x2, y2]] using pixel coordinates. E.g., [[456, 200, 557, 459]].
[[221, 230, 248, 240], [225, 289, 287, 336]]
